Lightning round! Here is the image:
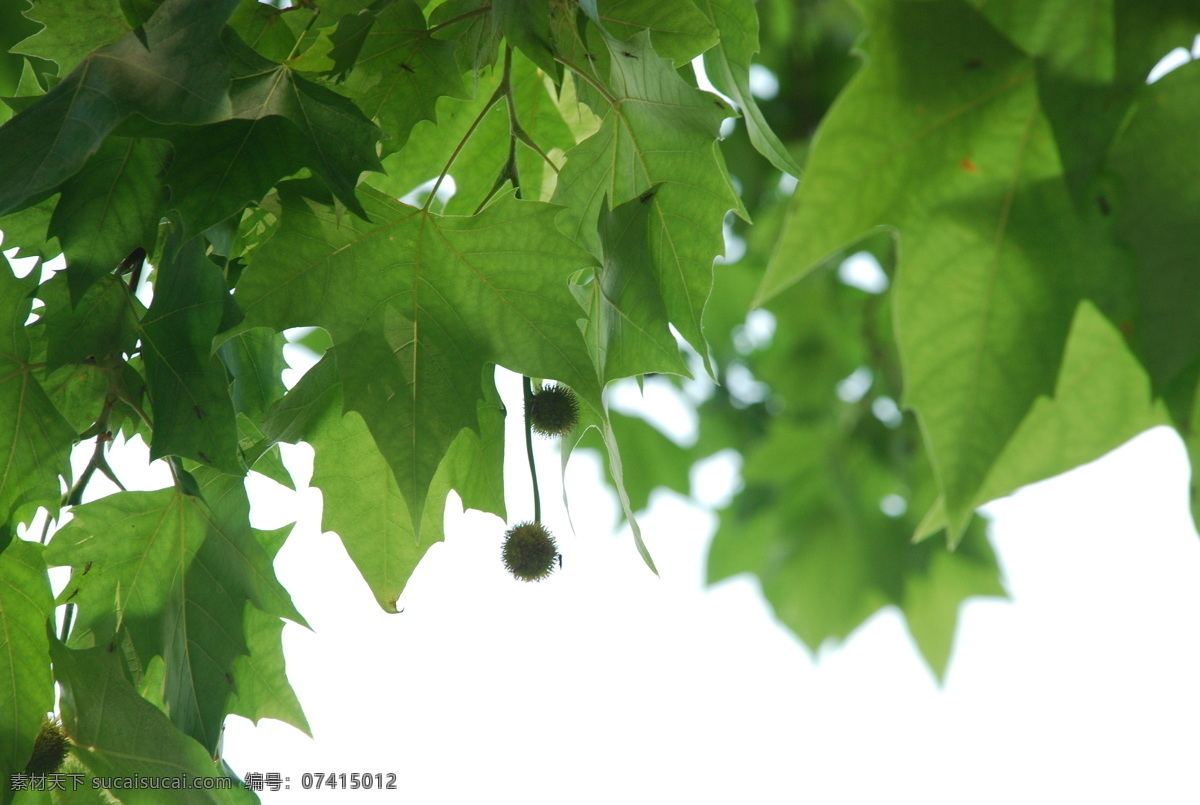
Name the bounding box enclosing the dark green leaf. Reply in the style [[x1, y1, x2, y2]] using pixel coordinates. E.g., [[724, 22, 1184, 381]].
[[0, 0, 240, 217], [0, 539, 54, 800], [0, 270, 75, 525], [139, 229, 241, 473]]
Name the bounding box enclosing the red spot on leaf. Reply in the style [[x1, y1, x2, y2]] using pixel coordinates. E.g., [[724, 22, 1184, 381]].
[[960, 159, 978, 173]]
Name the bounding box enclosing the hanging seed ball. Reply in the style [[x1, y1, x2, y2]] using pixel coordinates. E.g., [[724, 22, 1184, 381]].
[[502, 521, 558, 582], [25, 717, 70, 776], [527, 384, 579, 437]]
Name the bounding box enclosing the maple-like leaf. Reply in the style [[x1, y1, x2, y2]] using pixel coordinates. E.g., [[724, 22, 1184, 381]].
[[552, 31, 742, 366], [237, 187, 597, 536]]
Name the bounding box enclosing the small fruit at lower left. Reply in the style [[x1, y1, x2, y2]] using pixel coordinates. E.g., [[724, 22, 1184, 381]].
[[502, 521, 558, 581], [25, 717, 70, 775]]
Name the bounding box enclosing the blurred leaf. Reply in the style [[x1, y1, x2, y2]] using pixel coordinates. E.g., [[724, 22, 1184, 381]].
[[759, 0, 1093, 537]]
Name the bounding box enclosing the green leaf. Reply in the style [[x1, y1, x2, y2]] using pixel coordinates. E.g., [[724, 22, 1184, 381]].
[[15, 0, 132, 71], [218, 328, 288, 421], [162, 32, 383, 235], [238, 188, 598, 533], [901, 524, 1005, 680], [330, 0, 466, 154], [697, 0, 801, 176], [758, 0, 1087, 535], [138, 229, 241, 473], [972, 300, 1169, 508], [0, 0, 240, 217], [0, 270, 75, 525], [52, 644, 256, 805], [38, 273, 141, 371], [575, 191, 689, 383], [492, 0, 557, 77], [227, 0, 298, 63], [306, 395, 443, 612], [971, 0, 1200, 202], [0, 195, 59, 261], [228, 603, 310, 736], [47, 488, 209, 634], [1109, 63, 1200, 402], [0, 539, 54, 800], [50, 471, 303, 752], [552, 31, 741, 366], [597, 0, 718, 66]]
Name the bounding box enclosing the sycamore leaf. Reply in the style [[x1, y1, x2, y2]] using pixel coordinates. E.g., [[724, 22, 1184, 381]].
[[1109, 63, 1200, 403], [51, 470, 305, 753], [757, 0, 1089, 536], [38, 273, 141, 372], [228, 603, 310, 736], [0, 270, 75, 526], [237, 188, 598, 533], [330, 0, 466, 154], [697, 0, 801, 176], [429, 0, 503, 74], [0, 0, 240, 217], [493, 0, 558, 77], [972, 301, 1169, 509], [138, 229, 241, 474], [0, 539, 54, 800], [48, 137, 169, 300], [900, 526, 1006, 680], [575, 191, 689, 383], [971, 0, 1200, 202], [597, 0, 718, 66], [374, 52, 574, 211], [46, 488, 209, 634], [53, 644, 256, 805], [15, 0, 132, 71], [218, 328, 288, 421], [0, 195, 59, 261], [162, 32, 383, 235], [552, 31, 741, 366]]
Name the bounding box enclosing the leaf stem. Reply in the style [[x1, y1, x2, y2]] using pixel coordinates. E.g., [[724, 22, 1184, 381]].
[[422, 79, 506, 212], [523, 375, 542, 523], [554, 55, 618, 107]]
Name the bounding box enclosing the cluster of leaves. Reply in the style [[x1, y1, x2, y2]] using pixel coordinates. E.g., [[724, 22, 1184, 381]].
[[2, 0, 1198, 798], [602, 0, 1200, 677], [0, 0, 795, 797]]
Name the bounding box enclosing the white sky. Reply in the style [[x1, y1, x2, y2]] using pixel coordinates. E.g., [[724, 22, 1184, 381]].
[[216, 366, 1200, 804]]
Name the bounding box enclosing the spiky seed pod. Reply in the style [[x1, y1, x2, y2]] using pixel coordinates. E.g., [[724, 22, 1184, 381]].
[[502, 521, 558, 582], [25, 717, 70, 776], [527, 384, 579, 438]]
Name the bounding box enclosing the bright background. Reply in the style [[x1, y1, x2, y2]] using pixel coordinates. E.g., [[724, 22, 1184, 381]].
[[214, 364, 1200, 804]]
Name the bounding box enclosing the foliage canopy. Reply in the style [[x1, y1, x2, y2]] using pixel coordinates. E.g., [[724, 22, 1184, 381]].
[[1, 0, 1198, 798]]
